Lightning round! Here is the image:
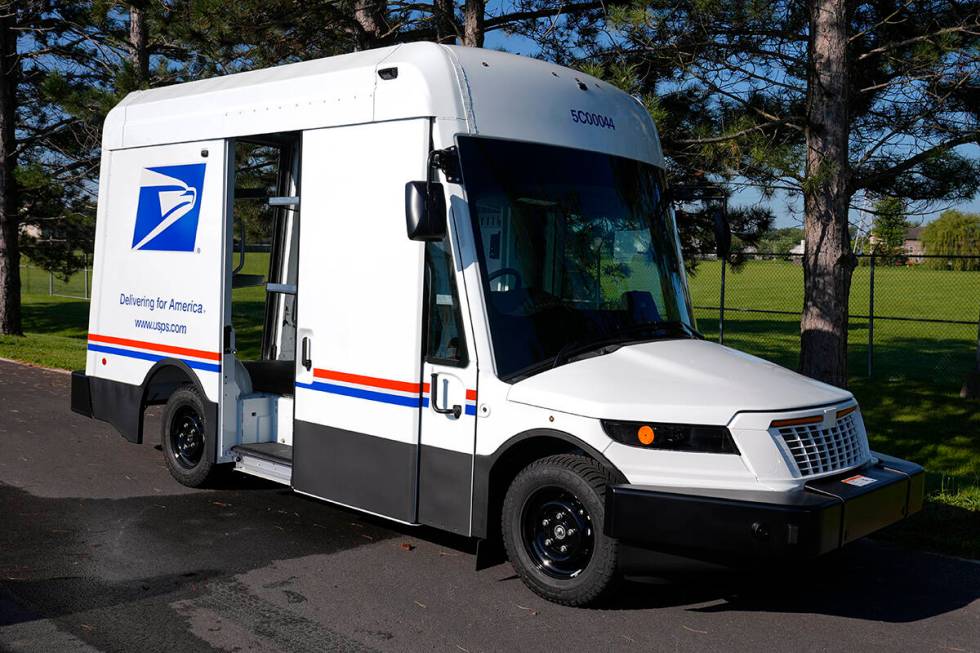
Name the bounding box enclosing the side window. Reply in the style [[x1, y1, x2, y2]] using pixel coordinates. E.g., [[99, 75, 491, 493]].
[[425, 239, 468, 366]]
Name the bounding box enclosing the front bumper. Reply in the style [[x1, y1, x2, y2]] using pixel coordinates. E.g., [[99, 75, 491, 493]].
[[605, 453, 923, 561]]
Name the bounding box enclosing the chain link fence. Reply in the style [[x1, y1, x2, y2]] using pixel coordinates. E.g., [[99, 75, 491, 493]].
[[19, 256, 92, 300], [688, 253, 980, 382], [19, 250, 980, 383]]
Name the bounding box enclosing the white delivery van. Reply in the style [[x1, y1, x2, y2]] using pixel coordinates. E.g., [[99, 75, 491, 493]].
[[71, 43, 923, 606]]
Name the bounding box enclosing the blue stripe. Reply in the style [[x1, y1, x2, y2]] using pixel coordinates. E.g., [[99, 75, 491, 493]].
[[295, 382, 474, 415], [88, 343, 220, 373], [295, 381, 423, 408]]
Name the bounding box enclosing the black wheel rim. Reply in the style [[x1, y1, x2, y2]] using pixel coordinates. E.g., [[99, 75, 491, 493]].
[[520, 486, 595, 579], [169, 406, 204, 469]]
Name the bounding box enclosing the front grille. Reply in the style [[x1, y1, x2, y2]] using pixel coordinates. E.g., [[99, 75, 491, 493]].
[[778, 413, 868, 477]]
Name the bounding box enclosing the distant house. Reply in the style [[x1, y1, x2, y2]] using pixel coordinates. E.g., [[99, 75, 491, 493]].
[[903, 226, 925, 262], [789, 240, 805, 255], [20, 224, 41, 239]]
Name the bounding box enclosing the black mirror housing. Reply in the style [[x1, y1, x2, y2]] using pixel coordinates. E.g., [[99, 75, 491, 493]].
[[405, 181, 447, 241]]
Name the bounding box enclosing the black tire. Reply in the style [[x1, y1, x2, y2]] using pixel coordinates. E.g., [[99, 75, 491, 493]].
[[501, 454, 619, 607], [161, 384, 221, 487]]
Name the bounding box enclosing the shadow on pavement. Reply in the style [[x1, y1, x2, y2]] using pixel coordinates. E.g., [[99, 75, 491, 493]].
[[604, 542, 979, 622]]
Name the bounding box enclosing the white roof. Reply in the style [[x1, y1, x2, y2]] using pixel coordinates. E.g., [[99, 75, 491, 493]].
[[104, 43, 663, 167]]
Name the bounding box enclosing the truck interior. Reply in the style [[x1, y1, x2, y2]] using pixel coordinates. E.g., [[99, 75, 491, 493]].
[[226, 132, 301, 466]]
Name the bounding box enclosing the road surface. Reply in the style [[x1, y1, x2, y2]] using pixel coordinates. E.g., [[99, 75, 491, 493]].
[[0, 360, 977, 652]]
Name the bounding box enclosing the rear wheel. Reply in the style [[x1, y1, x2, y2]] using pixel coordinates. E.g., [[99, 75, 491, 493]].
[[162, 384, 221, 487], [502, 454, 619, 606]]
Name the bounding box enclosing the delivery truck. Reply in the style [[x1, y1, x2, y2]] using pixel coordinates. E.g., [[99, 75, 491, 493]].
[[71, 42, 923, 606]]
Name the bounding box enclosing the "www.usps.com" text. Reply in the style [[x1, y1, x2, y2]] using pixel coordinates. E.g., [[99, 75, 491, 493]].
[[134, 318, 188, 335]]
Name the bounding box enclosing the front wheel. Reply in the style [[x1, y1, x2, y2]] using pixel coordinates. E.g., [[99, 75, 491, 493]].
[[501, 454, 619, 606], [162, 384, 222, 487]]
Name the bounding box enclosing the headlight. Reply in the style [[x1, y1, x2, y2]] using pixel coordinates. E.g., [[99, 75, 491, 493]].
[[601, 420, 739, 454]]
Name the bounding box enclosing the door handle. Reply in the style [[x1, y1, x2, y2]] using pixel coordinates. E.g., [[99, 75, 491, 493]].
[[430, 373, 461, 419], [301, 337, 312, 371]]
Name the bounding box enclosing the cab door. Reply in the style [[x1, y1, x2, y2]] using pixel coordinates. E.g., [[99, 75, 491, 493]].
[[417, 228, 479, 535]]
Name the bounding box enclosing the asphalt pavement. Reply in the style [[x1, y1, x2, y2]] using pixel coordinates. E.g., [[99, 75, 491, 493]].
[[0, 359, 977, 652]]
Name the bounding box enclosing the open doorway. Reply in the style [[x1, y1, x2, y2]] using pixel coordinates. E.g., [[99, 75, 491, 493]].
[[226, 132, 301, 453]]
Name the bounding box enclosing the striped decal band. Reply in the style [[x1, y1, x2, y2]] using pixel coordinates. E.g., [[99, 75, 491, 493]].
[[298, 367, 476, 414], [294, 380, 428, 408], [88, 333, 221, 360], [87, 333, 221, 373]]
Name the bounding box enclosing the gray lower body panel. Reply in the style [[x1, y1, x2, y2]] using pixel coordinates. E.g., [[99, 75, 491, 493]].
[[292, 420, 419, 523], [292, 420, 474, 533], [418, 445, 472, 535]]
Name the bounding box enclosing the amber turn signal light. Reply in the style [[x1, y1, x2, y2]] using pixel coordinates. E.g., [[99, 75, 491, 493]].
[[836, 405, 857, 419], [637, 425, 655, 445], [770, 414, 823, 428]]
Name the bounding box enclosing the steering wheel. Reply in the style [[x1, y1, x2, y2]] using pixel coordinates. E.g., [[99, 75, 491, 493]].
[[488, 267, 523, 290]]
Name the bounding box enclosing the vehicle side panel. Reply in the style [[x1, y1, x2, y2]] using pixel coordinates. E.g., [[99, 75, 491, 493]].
[[86, 141, 227, 406]]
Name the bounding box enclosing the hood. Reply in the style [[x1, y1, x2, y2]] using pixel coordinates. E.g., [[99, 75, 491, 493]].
[[506, 339, 851, 425]]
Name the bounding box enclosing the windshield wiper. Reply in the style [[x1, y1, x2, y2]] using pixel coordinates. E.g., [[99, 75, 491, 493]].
[[605, 320, 703, 341], [550, 321, 700, 370]]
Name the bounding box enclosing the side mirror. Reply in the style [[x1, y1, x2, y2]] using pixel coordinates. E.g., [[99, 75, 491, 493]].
[[405, 181, 447, 241], [713, 205, 732, 260]]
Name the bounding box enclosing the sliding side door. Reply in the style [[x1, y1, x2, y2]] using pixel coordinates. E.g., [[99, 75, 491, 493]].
[[292, 119, 429, 522]]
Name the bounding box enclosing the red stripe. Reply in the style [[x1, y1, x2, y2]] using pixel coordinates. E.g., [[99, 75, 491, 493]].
[[88, 333, 221, 361], [314, 368, 422, 393], [312, 368, 476, 400]]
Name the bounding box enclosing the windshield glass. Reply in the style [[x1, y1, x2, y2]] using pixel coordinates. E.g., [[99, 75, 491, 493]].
[[458, 136, 696, 381]]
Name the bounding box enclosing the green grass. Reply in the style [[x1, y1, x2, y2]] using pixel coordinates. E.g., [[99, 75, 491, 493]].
[[0, 294, 90, 369], [2, 255, 978, 558]]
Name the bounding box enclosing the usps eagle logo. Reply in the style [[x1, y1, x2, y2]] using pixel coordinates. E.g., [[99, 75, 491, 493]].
[[131, 163, 207, 251]]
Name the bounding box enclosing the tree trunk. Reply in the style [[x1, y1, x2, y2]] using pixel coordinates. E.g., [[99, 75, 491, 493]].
[[434, 0, 457, 44], [0, 6, 21, 335], [354, 0, 385, 50], [463, 0, 485, 47], [800, 0, 854, 387], [129, 2, 149, 86]]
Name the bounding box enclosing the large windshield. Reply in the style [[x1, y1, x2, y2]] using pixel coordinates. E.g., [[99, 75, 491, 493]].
[[458, 136, 696, 381]]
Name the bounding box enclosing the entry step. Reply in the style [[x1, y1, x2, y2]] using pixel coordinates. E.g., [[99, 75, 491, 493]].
[[232, 443, 293, 485], [233, 442, 293, 464]]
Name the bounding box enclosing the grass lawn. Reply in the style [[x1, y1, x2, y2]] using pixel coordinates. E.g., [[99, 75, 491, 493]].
[[2, 254, 978, 558]]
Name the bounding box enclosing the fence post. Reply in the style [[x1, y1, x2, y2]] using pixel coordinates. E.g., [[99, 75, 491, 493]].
[[719, 258, 726, 345], [48, 271, 53, 296], [867, 253, 875, 377], [83, 253, 89, 300]]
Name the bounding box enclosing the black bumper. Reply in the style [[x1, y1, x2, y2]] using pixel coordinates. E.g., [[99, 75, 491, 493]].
[[69, 370, 144, 443], [70, 370, 94, 417], [605, 454, 924, 562]]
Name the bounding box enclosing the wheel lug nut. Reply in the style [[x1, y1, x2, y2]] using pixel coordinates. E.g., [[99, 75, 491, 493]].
[[556, 512, 565, 519], [545, 538, 553, 546], [542, 519, 550, 526], [559, 545, 567, 553], [567, 528, 576, 535]]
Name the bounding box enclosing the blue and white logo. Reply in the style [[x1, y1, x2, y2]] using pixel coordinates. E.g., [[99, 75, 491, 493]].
[[131, 163, 207, 251]]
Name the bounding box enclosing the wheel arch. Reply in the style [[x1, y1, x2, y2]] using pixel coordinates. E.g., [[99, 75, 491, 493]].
[[471, 428, 625, 541], [137, 359, 217, 445]]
